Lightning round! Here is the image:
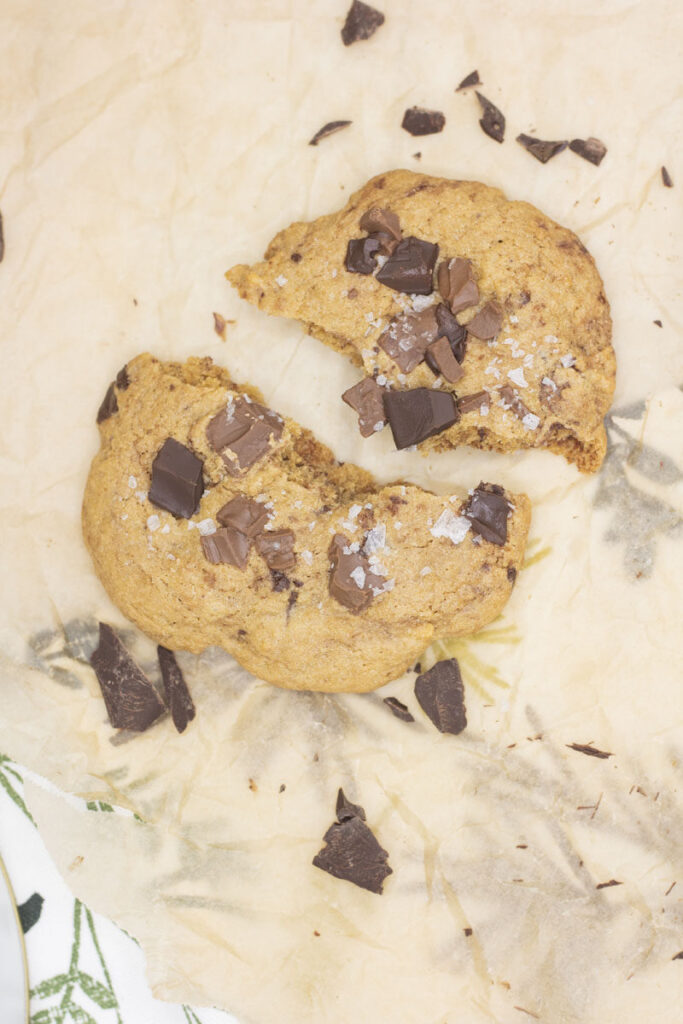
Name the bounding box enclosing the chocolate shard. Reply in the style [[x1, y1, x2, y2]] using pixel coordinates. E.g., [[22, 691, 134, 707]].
[[475, 92, 505, 143], [569, 137, 607, 166], [435, 303, 468, 362], [401, 106, 446, 137], [345, 236, 381, 275], [149, 438, 204, 519], [415, 659, 467, 735], [309, 120, 352, 146], [216, 495, 270, 538], [376, 236, 439, 295], [596, 879, 622, 889], [661, 166, 674, 188], [96, 382, 118, 424], [0, 209, 4, 263], [383, 388, 458, 449], [462, 482, 510, 545], [341, 0, 385, 46], [201, 527, 251, 568], [207, 398, 283, 476], [516, 133, 567, 164], [359, 206, 401, 241], [437, 258, 480, 314], [424, 336, 464, 383], [457, 70, 480, 91], [465, 300, 503, 340], [566, 742, 613, 759], [256, 529, 297, 570], [383, 696, 415, 722], [157, 646, 196, 734], [90, 623, 166, 732], [342, 377, 387, 437], [378, 307, 439, 373], [457, 390, 490, 414], [115, 366, 130, 390], [328, 533, 385, 612], [313, 793, 392, 894], [336, 787, 366, 822]]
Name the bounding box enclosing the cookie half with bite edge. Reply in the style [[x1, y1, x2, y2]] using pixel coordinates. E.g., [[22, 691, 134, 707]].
[[226, 169, 615, 472]]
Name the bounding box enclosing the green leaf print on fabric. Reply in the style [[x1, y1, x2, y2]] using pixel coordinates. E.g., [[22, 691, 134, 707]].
[[0, 752, 36, 824]]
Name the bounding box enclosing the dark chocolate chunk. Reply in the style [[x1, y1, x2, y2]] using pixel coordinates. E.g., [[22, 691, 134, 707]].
[[457, 70, 480, 91], [96, 382, 118, 424], [345, 236, 381, 275], [216, 495, 270, 538], [415, 658, 467, 735], [309, 120, 352, 146], [0, 209, 4, 263], [201, 527, 251, 569], [654, 319, 663, 327], [566, 742, 613, 759], [383, 388, 458, 449], [465, 300, 503, 339], [383, 696, 414, 722], [149, 438, 203, 519], [376, 236, 439, 295], [475, 92, 505, 143], [342, 377, 387, 437], [516, 134, 568, 164], [359, 206, 401, 242], [157, 646, 196, 734], [378, 307, 439, 373], [596, 879, 622, 889], [115, 366, 130, 390], [256, 529, 296, 570], [328, 534, 385, 612], [462, 482, 510, 545], [341, 0, 385, 45], [569, 137, 607, 166], [424, 336, 464, 383], [336, 788, 366, 822], [207, 398, 283, 475], [313, 790, 392, 894], [457, 390, 490, 414], [90, 623, 165, 732], [437, 258, 479, 314], [435, 304, 468, 362], [401, 106, 446, 137], [661, 166, 674, 188]]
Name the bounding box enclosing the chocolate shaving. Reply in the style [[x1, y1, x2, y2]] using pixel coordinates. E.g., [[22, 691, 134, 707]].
[[313, 788, 392, 894], [456, 70, 480, 91], [341, 0, 385, 46], [516, 134, 568, 164], [216, 495, 270, 538], [345, 236, 381, 274], [383, 696, 414, 722], [206, 398, 283, 476], [401, 107, 446, 137], [661, 166, 674, 188], [383, 388, 458, 449], [96, 382, 118, 424], [342, 377, 387, 437], [566, 742, 613, 759], [256, 529, 297, 570], [0, 209, 4, 263], [462, 482, 510, 546], [435, 304, 468, 362], [457, 390, 490, 414], [149, 438, 204, 519], [424, 336, 464, 383], [309, 120, 352, 146], [328, 533, 385, 612], [476, 92, 505, 143], [157, 646, 196, 734], [465, 300, 503, 339], [90, 623, 165, 732], [569, 137, 607, 166], [596, 879, 623, 889], [376, 236, 439, 295], [359, 206, 401, 241], [437, 258, 479, 314], [201, 527, 251, 569], [415, 659, 467, 735], [378, 307, 439, 373]]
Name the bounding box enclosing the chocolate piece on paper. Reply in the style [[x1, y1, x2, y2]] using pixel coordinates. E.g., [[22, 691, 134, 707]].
[[475, 92, 505, 143], [566, 742, 613, 759], [217, 495, 270, 538], [96, 382, 118, 424], [342, 377, 387, 437], [457, 390, 490, 414], [424, 336, 464, 383], [313, 790, 392, 894], [462, 482, 510, 546], [437, 258, 479, 313], [415, 658, 467, 735], [661, 166, 674, 188], [157, 646, 196, 734], [345, 236, 381, 275], [435, 304, 468, 362], [516, 134, 568, 164], [359, 206, 401, 241], [207, 398, 283, 475], [383, 696, 415, 722], [378, 307, 439, 373], [90, 623, 166, 732], [401, 107, 446, 137], [213, 313, 227, 339], [149, 438, 204, 519], [336, 788, 366, 822], [465, 300, 503, 339], [569, 137, 607, 166], [376, 236, 439, 295], [328, 534, 385, 612], [309, 120, 352, 146], [456, 70, 480, 91], [383, 388, 458, 449], [201, 527, 251, 569], [256, 529, 297, 570], [341, 0, 385, 46]]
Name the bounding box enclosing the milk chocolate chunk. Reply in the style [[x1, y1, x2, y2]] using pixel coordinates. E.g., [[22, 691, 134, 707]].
[[201, 526, 251, 568], [90, 623, 165, 732], [516, 134, 568, 163], [498, 384, 531, 420], [401, 106, 446, 137], [424, 336, 464, 383], [342, 377, 387, 437], [207, 398, 283, 475], [457, 70, 480, 90], [149, 438, 203, 519], [376, 236, 439, 295], [415, 658, 467, 735], [96, 382, 118, 424], [435, 304, 468, 362], [465, 300, 503, 339], [222, 420, 275, 476], [378, 307, 439, 373], [217, 495, 270, 538], [569, 136, 607, 166], [457, 390, 490, 414], [345, 236, 381, 275], [341, 0, 385, 46], [661, 166, 674, 188], [157, 646, 196, 734], [383, 696, 414, 722], [383, 388, 458, 449], [462, 482, 510, 545], [476, 92, 505, 143], [437, 258, 479, 313], [309, 120, 352, 146], [359, 206, 401, 241], [328, 534, 384, 612], [313, 789, 392, 894], [256, 529, 296, 570]]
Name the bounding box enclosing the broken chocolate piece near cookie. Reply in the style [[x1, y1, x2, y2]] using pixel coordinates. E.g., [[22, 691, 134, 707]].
[[342, 377, 387, 437], [341, 0, 385, 46], [424, 336, 464, 383], [462, 482, 510, 545], [435, 304, 468, 363], [415, 658, 467, 735], [475, 91, 505, 143], [328, 533, 385, 612], [206, 397, 283, 476], [149, 438, 204, 519], [308, 120, 352, 146], [256, 529, 296, 570], [383, 388, 458, 449], [516, 134, 568, 163], [457, 390, 490, 414], [313, 788, 392, 894], [465, 300, 503, 340], [383, 696, 415, 722], [378, 307, 439, 373], [569, 137, 607, 166], [375, 236, 439, 294], [201, 527, 251, 568], [401, 106, 446, 136], [437, 258, 479, 314], [456, 69, 480, 90], [345, 236, 381, 275], [90, 623, 166, 732], [157, 646, 196, 734]]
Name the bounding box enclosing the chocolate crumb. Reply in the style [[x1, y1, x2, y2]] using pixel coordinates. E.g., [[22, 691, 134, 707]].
[[475, 92, 505, 143], [279, 784, 286, 793], [347, 287, 358, 299], [413, 151, 422, 160], [464, 926, 473, 936], [157, 646, 196, 734], [213, 312, 227, 339], [90, 623, 165, 732], [569, 137, 607, 166], [401, 107, 446, 137], [248, 778, 257, 792], [596, 879, 623, 889], [516, 133, 568, 164], [270, 569, 291, 592], [566, 742, 613, 759], [383, 696, 414, 722], [415, 659, 467, 735], [653, 319, 663, 327], [661, 166, 674, 187], [115, 366, 130, 390], [672, 951, 683, 960], [457, 70, 480, 91], [309, 120, 352, 146], [313, 788, 392, 894], [290, 252, 302, 262], [341, 0, 384, 45], [507, 565, 517, 584]]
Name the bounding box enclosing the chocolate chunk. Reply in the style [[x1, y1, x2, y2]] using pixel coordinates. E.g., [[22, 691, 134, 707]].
[[149, 438, 204, 519], [90, 623, 165, 732], [662, 166, 674, 188], [457, 390, 490, 414], [566, 742, 613, 759], [462, 482, 510, 545], [383, 696, 414, 722], [415, 659, 467, 735], [0, 209, 4, 263], [207, 398, 283, 475], [157, 646, 196, 734], [424, 336, 464, 383], [201, 527, 251, 569], [328, 534, 385, 612], [359, 206, 401, 241], [222, 421, 275, 476], [498, 384, 531, 421], [437, 258, 479, 314], [516, 134, 568, 164], [341, 0, 385, 45], [569, 137, 607, 166], [216, 495, 270, 538], [401, 106, 446, 136], [653, 319, 663, 328], [96, 382, 118, 424], [345, 236, 381, 275], [342, 377, 387, 437], [507, 565, 517, 584], [376, 236, 439, 294], [309, 120, 352, 146], [383, 388, 458, 449], [465, 300, 503, 339], [457, 70, 480, 91], [313, 790, 392, 894], [270, 569, 290, 592], [596, 879, 622, 889], [256, 529, 296, 570], [115, 366, 130, 390], [476, 92, 505, 143], [435, 304, 468, 362], [378, 307, 439, 373]]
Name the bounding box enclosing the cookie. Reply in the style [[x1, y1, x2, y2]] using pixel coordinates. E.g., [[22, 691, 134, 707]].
[[226, 169, 615, 472], [82, 354, 531, 693]]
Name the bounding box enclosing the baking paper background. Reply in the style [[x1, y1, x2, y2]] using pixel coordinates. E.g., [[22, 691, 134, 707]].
[[1, 1, 682, 1021]]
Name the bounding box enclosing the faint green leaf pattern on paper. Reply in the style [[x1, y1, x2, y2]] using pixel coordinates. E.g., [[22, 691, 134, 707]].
[[522, 537, 552, 570], [0, 752, 35, 824]]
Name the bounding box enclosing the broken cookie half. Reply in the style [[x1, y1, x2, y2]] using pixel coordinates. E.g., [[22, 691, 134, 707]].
[[226, 169, 615, 472], [83, 353, 530, 694]]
